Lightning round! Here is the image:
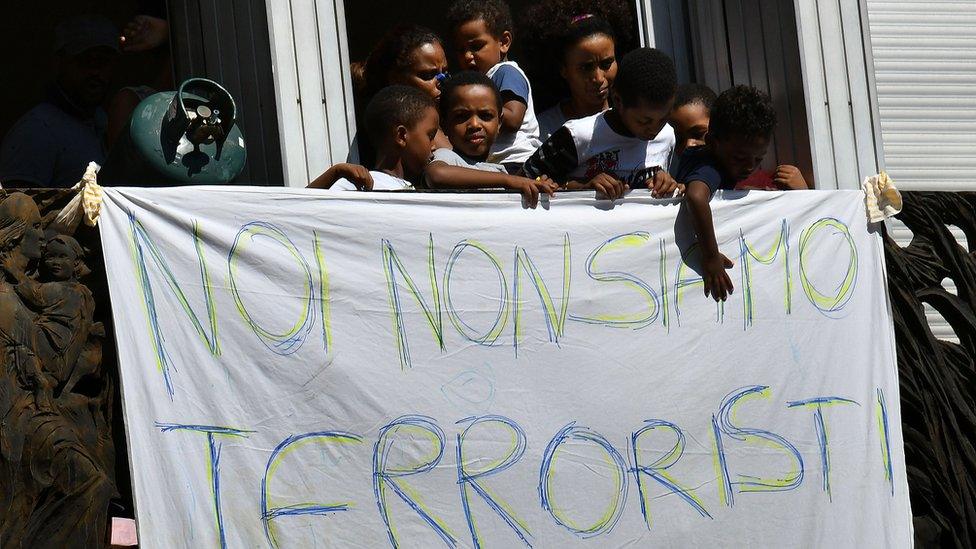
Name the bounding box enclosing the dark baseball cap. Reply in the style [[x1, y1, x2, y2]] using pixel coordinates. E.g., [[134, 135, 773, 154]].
[[54, 15, 120, 56]]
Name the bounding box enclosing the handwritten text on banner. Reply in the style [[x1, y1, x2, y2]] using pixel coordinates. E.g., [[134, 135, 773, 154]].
[[99, 188, 912, 548]]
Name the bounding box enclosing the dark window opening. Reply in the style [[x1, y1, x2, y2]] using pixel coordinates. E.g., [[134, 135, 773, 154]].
[[342, 0, 641, 118], [0, 1, 176, 185]]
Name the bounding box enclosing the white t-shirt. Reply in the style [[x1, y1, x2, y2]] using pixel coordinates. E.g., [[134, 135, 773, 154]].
[[563, 111, 675, 185], [536, 103, 569, 142], [329, 170, 414, 191], [486, 61, 541, 165]]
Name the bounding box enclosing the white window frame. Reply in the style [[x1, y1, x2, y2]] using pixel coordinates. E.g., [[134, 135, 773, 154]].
[[266, 0, 357, 187], [642, 0, 886, 190], [792, 0, 886, 189]]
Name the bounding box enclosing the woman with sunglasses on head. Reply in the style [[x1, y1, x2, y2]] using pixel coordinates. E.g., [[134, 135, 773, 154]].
[[363, 24, 450, 103], [348, 24, 452, 167]]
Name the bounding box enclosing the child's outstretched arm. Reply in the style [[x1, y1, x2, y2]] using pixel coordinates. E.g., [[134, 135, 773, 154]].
[[684, 181, 734, 302], [308, 162, 374, 190], [425, 162, 556, 208]]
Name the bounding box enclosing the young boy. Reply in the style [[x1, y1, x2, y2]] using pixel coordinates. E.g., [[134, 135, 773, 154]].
[[446, 0, 541, 171], [308, 85, 439, 191], [425, 71, 556, 207], [670, 84, 807, 191], [673, 85, 806, 302], [521, 47, 679, 199], [670, 83, 716, 160]]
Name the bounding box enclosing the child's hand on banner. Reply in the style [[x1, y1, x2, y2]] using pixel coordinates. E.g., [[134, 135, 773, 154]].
[[773, 165, 808, 190], [647, 168, 678, 198], [589, 173, 627, 200]]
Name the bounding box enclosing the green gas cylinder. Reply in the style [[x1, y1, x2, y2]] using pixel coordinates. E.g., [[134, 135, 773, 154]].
[[101, 78, 246, 186]]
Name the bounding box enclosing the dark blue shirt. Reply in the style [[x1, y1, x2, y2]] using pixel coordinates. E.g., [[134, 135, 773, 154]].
[[0, 87, 107, 188], [672, 145, 736, 193], [489, 64, 529, 103]]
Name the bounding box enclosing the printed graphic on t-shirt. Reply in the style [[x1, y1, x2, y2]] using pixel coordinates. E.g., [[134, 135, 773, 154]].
[[582, 150, 660, 187], [584, 150, 620, 179], [624, 167, 657, 188], [563, 112, 676, 186]]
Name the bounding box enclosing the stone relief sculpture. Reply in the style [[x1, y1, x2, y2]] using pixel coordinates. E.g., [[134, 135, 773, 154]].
[[0, 191, 115, 548]]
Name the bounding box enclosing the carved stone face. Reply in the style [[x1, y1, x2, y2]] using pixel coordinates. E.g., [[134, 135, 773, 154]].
[[20, 206, 42, 261], [0, 193, 43, 269], [43, 238, 79, 281]]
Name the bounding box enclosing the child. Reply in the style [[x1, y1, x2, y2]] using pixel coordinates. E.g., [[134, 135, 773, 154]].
[[308, 85, 439, 191], [674, 85, 806, 303], [8, 234, 100, 393], [670, 84, 807, 191], [424, 71, 556, 207], [522, 47, 679, 199], [446, 0, 541, 171], [670, 83, 716, 159], [521, 0, 633, 140]]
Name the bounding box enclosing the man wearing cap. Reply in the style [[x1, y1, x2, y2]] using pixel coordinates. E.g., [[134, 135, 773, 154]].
[[0, 15, 119, 188]]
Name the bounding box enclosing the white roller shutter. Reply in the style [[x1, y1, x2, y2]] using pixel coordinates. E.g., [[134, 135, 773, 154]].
[[866, 0, 976, 192], [867, 1, 974, 343]]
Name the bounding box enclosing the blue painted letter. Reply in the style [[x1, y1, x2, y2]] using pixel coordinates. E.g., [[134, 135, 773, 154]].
[[373, 415, 457, 547], [156, 422, 254, 548]]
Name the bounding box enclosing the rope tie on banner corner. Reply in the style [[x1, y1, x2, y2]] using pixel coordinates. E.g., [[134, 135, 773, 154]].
[[55, 161, 104, 232], [862, 171, 903, 223]]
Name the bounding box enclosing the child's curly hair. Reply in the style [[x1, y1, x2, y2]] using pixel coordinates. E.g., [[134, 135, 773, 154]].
[[520, 0, 636, 109], [439, 71, 503, 118], [709, 85, 777, 140], [674, 83, 717, 111], [614, 47, 676, 107], [364, 85, 436, 145], [445, 0, 513, 39]]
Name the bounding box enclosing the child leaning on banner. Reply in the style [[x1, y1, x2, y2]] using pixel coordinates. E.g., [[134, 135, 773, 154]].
[[424, 71, 557, 207], [670, 84, 807, 191], [446, 0, 541, 172], [521, 47, 679, 199], [672, 85, 807, 303], [307, 85, 439, 191]]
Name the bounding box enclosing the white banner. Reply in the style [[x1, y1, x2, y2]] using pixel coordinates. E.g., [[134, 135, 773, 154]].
[[99, 187, 911, 548]]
